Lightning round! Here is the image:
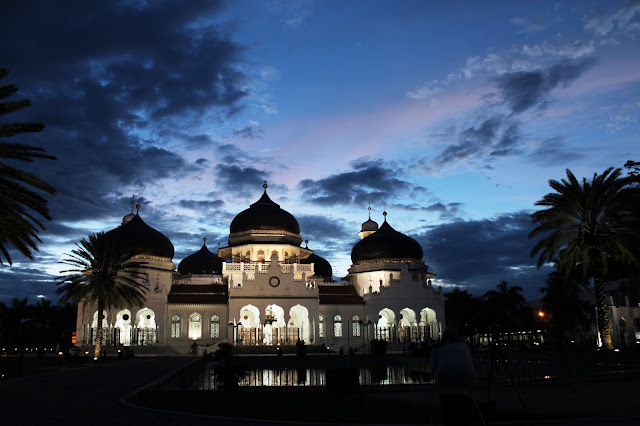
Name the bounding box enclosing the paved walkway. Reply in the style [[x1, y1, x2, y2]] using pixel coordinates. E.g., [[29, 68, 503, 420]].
[[1, 357, 639, 425]]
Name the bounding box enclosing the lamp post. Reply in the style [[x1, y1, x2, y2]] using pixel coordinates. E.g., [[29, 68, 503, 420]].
[[228, 321, 243, 356], [360, 320, 372, 356]]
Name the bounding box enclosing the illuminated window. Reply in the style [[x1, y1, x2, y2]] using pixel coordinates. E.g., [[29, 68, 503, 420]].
[[319, 315, 324, 338], [189, 313, 202, 340], [352, 315, 361, 337], [170, 315, 180, 338], [333, 315, 342, 337], [211, 315, 220, 338]]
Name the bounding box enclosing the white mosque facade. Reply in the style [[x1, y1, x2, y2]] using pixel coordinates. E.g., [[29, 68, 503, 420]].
[[75, 184, 445, 353]]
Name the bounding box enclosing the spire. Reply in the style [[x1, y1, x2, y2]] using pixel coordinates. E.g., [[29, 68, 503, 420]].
[[203, 237, 207, 246], [383, 202, 387, 222], [305, 239, 309, 249], [263, 180, 268, 192], [368, 203, 371, 219], [136, 203, 141, 215]]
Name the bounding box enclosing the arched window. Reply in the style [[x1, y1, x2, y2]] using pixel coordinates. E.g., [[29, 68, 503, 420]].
[[352, 315, 361, 337], [258, 250, 265, 262], [211, 315, 220, 338], [333, 315, 342, 337], [319, 315, 324, 338], [170, 315, 180, 338], [189, 313, 202, 340]]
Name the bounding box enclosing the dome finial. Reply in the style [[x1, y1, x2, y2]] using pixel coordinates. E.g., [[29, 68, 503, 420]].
[[263, 180, 268, 192], [203, 237, 207, 245], [383, 204, 387, 222], [305, 239, 309, 249], [368, 203, 371, 219], [136, 202, 141, 215]]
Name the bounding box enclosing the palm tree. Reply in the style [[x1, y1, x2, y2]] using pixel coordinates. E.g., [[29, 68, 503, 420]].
[[483, 280, 525, 330], [56, 232, 148, 359], [529, 167, 640, 350], [0, 67, 56, 265]]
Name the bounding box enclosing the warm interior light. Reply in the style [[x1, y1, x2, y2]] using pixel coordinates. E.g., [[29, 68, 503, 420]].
[[538, 311, 545, 317]]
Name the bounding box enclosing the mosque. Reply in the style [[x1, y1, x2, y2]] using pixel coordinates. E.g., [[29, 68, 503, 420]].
[[75, 182, 445, 353]]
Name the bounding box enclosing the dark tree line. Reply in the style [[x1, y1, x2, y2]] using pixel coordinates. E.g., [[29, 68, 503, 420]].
[[0, 298, 76, 351], [444, 280, 536, 337]]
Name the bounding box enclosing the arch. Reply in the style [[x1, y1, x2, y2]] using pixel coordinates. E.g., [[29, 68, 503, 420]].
[[189, 312, 202, 340], [376, 308, 395, 342], [211, 314, 220, 338], [288, 304, 310, 343], [318, 314, 325, 338], [352, 315, 361, 337], [239, 304, 261, 345], [334, 315, 343, 337], [263, 304, 285, 345], [136, 307, 156, 328], [114, 309, 133, 346], [91, 310, 109, 328], [170, 314, 181, 338], [257, 250, 265, 262], [420, 307, 438, 341], [399, 308, 417, 342]]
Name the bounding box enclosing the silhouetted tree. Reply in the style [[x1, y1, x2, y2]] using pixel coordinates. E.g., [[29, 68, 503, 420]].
[[530, 167, 640, 350], [57, 232, 147, 359], [483, 280, 525, 330], [541, 269, 590, 345], [0, 68, 56, 265]]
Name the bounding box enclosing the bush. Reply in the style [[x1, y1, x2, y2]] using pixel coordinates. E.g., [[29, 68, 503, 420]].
[[215, 342, 234, 359]]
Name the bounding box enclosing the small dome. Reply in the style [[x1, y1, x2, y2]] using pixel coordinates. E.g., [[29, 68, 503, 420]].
[[106, 214, 174, 259], [301, 253, 333, 280], [230, 192, 300, 235], [178, 241, 223, 275], [122, 212, 135, 224], [351, 220, 423, 264], [361, 218, 378, 233]]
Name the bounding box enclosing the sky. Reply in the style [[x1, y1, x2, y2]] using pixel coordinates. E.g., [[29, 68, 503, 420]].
[[1, 0, 639, 304]]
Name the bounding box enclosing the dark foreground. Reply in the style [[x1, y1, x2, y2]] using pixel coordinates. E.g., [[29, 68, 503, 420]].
[[1, 356, 640, 425]]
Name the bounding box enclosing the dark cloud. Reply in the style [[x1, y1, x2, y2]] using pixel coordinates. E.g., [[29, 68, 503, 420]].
[[0, 1, 247, 229], [178, 199, 225, 211], [433, 116, 522, 167], [495, 58, 596, 113], [230, 126, 264, 139], [527, 136, 587, 166], [298, 159, 420, 206], [416, 211, 550, 299], [0, 267, 58, 303], [214, 164, 269, 193]]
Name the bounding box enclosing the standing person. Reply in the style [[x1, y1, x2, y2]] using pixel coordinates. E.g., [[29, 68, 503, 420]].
[[430, 329, 478, 425]]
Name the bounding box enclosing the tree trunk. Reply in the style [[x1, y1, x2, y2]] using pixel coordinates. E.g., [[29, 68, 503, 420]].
[[94, 299, 104, 359], [594, 277, 613, 350]]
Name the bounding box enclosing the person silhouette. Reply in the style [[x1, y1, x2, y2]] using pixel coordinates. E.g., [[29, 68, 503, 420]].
[[430, 329, 477, 425]]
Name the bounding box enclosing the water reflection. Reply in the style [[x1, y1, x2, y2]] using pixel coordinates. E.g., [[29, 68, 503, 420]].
[[206, 365, 432, 389]]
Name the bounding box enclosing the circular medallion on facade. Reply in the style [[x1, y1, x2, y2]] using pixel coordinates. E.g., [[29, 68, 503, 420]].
[[269, 276, 280, 287]]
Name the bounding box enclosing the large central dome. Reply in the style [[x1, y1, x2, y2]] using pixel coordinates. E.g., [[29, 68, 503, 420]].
[[351, 219, 423, 264], [106, 213, 174, 260], [227, 182, 301, 246]]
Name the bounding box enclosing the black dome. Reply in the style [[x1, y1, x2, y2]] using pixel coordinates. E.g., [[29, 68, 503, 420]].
[[230, 191, 300, 235], [106, 214, 174, 259], [351, 220, 423, 264], [301, 253, 333, 280], [178, 242, 223, 275]]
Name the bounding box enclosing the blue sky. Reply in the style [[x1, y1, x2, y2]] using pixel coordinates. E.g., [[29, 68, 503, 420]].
[[1, 0, 639, 303]]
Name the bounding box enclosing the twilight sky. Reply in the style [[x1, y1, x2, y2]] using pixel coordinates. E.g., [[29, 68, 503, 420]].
[[1, 0, 639, 303]]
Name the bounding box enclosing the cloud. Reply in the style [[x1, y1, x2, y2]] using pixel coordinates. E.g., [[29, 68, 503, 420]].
[[526, 136, 587, 166], [0, 1, 249, 232], [214, 164, 270, 193], [416, 211, 550, 298], [178, 199, 225, 211], [230, 125, 264, 139], [510, 16, 556, 33], [584, 1, 640, 37], [298, 159, 421, 207], [495, 58, 596, 113]]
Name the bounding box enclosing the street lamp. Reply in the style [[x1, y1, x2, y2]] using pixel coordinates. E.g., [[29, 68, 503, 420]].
[[228, 321, 243, 355]]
